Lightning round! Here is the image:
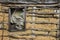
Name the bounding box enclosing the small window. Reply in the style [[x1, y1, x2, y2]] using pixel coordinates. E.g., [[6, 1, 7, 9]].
[[9, 7, 25, 32]]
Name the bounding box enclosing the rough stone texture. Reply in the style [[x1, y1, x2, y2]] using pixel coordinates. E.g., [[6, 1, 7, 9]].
[[34, 36, 57, 40], [3, 37, 9, 40], [0, 4, 59, 40], [0, 30, 2, 36]]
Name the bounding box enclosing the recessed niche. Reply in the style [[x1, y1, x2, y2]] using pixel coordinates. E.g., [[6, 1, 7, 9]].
[[9, 7, 25, 32]]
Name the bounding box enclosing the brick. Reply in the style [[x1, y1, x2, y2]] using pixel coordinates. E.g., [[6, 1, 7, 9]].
[[32, 31, 48, 35], [26, 23, 32, 29], [26, 23, 57, 31], [0, 16, 3, 23], [3, 30, 9, 36], [49, 32, 57, 36], [2, 6, 9, 10], [4, 24, 9, 30], [36, 18, 58, 23], [0, 13, 3, 16], [10, 38, 26, 40], [4, 13, 9, 17], [9, 35, 33, 39], [0, 30, 2, 36], [34, 36, 56, 40], [27, 8, 55, 13], [9, 30, 32, 36], [4, 16, 8, 23], [26, 16, 32, 22], [34, 24, 57, 31], [3, 37, 9, 40], [0, 37, 2, 40], [28, 7, 33, 9], [10, 38, 33, 40]]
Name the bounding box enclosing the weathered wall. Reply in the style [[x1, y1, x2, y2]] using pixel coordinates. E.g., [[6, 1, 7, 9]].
[[0, 3, 59, 40]]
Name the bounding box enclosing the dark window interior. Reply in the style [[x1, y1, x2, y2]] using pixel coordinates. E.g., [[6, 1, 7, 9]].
[[9, 8, 25, 32]]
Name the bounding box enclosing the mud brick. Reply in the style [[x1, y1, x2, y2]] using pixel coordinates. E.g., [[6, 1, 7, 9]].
[[38, 9, 54, 13], [26, 23, 57, 31], [27, 10, 33, 12], [10, 38, 33, 40], [3, 37, 9, 40], [50, 19, 58, 24], [3, 30, 9, 36], [0, 13, 2, 16], [54, 15, 59, 17], [48, 36, 57, 40], [33, 31, 48, 35], [2, 6, 9, 10], [49, 32, 57, 36], [0, 37, 2, 40], [0, 16, 3, 23], [4, 13, 9, 17], [3, 36, 34, 40], [0, 30, 2, 36], [26, 23, 32, 29], [1, 6, 9, 12], [34, 36, 56, 40], [4, 16, 8, 23], [49, 18, 59, 23], [36, 18, 58, 23], [28, 7, 33, 9], [27, 8, 54, 13], [26, 16, 32, 22], [20, 30, 32, 34], [26, 13, 32, 16], [9, 30, 32, 36], [34, 24, 57, 31], [36, 18, 49, 22], [4, 24, 9, 30], [10, 38, 27, 40], [9, 35, 33, 39]]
